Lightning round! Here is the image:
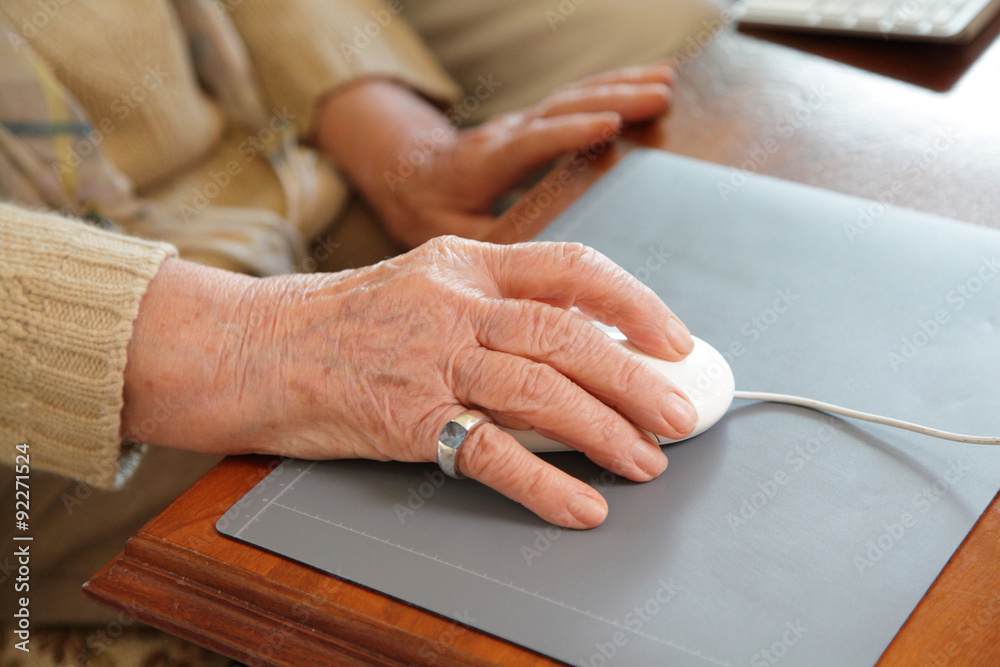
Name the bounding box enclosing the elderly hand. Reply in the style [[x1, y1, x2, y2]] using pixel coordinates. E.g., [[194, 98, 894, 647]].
[[316, 65, 675, 247], [122, 236, 696, 528]]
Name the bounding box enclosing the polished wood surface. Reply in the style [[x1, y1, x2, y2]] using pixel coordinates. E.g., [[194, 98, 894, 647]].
[[86, 27, 1000, 667]]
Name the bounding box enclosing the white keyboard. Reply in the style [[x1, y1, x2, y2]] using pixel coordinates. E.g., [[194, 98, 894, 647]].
[[735, 0, 1000, 42]]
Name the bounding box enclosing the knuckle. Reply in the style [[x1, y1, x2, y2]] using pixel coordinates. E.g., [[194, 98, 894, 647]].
[[560, 242, 599, 269], [560, 243, 617, 283], [509, 118, 544, 144], [424, 234, 458, 252], [491, 452, 554, 498], [518, 462, 557, 495], [467, 434, 551, 499], [593, 409, 624, 446], [460, 427, 509, 476], [514, 364, 562, 414], [532, 307, 580, 356], [421, 234, 478, 264], [459, 428, 496, 471], [579, 408, 637, 478], [593, 83, 618, 98], [614, 354, 649, 396], [524, 116, 550, 134]]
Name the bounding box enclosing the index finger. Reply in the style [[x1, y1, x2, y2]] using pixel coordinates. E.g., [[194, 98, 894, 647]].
[[483, 241, 694, 360]]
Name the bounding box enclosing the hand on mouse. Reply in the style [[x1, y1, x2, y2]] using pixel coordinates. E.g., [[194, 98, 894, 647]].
[[315, 65, 675, 248], [122, 237, 696, 529]]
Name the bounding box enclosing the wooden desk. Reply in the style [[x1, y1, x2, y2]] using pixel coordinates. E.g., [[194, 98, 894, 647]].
[[85, 28, 1000, 667]]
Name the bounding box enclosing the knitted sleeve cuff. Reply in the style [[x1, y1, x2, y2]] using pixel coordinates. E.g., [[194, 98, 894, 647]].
[[0, 203, 176, 490], [228, 0, 463, 136]]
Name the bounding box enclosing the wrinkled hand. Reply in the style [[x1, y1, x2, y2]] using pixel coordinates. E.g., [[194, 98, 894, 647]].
[[317, 65, 675, 247], [124, 237, 696, 528]]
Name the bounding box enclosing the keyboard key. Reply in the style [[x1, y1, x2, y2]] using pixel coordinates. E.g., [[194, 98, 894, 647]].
[[743, 0, 821, 12], [856, 0, 900, 20], [887, 0, 940, 23], [818, 0, 860, 17], [930, 1, 961, 23]]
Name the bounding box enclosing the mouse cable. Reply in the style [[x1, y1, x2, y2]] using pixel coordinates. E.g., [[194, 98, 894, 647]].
[[732, 391, 1000, 445]]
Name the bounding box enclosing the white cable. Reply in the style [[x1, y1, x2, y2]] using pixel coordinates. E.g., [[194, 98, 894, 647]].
[[733, 391, 1000, 445]]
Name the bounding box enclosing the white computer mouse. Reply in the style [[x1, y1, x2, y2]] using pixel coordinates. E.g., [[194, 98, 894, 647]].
[[500, 331, 736, 452]]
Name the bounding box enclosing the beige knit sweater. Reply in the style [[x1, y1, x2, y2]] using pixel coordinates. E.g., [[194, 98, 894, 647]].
[[0, 0, 460, 488]]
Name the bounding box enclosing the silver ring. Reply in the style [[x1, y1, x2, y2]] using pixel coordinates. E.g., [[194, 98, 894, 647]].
[[437, 411, 491, 479]]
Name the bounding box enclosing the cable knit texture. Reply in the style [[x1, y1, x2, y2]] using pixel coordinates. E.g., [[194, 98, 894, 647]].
[[0, 204, 175, 489]]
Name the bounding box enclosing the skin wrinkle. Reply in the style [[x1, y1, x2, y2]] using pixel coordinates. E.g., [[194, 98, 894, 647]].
[[252, 278, 335, 455], [478, 299, 668, 436], [437, 335, 474, 403], [541, 307, 591, 359], [452, 345, 509, 422], [230, 279, 262, 415], [559, 243, 600, 285], [123, 233, 692, 528], [516, 363, 563, 418], [606, 354, 649, 414], [335, 260, 464, 461], [483, 354, 576, 439], [341, 315, 398, 456], [513, 457, 558, 502], [608, 357, 650, 408], [272, 297, 294, 423], [207, 276, 252, 441], [522, 349, 648, 476], [594, 409, 628, 452]]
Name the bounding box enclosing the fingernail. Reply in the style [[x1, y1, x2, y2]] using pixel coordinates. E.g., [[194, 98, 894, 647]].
[[662, 392, 698, 435], [568, 493, 608, 526], [632, 439, 669, 478], [665, 315, 694, 354]]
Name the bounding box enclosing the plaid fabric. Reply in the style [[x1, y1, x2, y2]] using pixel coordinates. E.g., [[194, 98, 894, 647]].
[[0, 1, 315, 276]]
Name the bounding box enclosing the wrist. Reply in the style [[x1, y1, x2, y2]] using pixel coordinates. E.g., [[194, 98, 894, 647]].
[[315, 79, 456, 231], [121, 258, 259, 454]]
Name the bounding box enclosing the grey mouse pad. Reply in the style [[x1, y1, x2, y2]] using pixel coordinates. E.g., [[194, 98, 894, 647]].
[[218, 150, 1000, 666]]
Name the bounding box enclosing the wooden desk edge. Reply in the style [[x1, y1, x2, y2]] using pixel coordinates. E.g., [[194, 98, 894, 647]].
[[84, 455, 543, 666]]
